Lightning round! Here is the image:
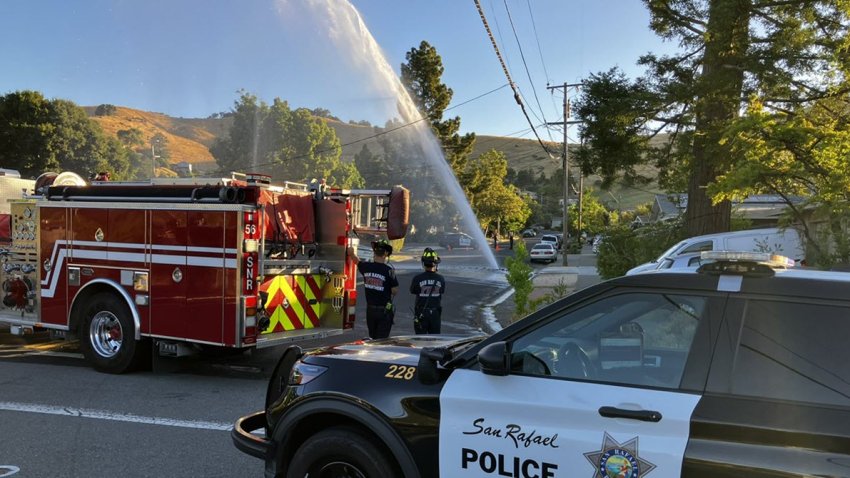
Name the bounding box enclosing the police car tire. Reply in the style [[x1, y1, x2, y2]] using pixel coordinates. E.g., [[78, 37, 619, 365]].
[[79, 292, 140, 374], [286, 426, 398, 478]]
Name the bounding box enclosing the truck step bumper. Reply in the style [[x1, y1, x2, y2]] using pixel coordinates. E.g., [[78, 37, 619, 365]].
[[255, 328, 344, 349]]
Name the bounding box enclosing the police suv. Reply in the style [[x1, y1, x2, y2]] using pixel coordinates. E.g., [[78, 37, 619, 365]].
[[232, 252, 850, 478]]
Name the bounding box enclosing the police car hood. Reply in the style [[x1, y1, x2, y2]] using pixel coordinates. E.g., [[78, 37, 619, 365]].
[[304, 334, 485, 366]]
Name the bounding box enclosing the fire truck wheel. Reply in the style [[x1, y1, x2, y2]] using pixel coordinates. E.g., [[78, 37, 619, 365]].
[[286, 426, 398, 478], [79, 292, 140, 374]]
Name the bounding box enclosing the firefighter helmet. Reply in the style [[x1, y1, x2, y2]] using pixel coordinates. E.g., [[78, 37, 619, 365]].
[[371, 239, 393, 256], [421, 247, 440, 267]]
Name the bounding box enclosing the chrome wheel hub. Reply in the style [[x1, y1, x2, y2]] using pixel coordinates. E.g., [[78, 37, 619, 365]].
[[89, 311, 122, 358]]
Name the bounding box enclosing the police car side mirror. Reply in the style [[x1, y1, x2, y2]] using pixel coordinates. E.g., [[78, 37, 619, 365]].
[[478, 341, 509, 376], [418, 347, 449, 385]]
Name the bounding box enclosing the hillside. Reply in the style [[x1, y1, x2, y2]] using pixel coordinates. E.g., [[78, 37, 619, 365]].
[[85, 106, 662, 209], [85, 106, 224, 172]]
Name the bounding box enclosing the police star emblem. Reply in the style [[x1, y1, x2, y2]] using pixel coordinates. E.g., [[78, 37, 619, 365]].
[[583, 432, 656, 478]]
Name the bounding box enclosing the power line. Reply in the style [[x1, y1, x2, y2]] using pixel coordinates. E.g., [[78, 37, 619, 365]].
[[473, 0, 555, 158], [487, 0, 513, 74], [502, 0, 554, 143], [525, 0, 560, 116], [526, 0, 550, 83]]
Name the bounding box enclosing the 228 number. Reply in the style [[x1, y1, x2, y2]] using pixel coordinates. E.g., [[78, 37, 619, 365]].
[[385, 365, 416, 380]]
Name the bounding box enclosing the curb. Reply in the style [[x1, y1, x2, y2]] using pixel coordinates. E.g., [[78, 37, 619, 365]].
[[478, 269, 541, 335], [480, 286, 514, 335], [477, 265, 592, 335]]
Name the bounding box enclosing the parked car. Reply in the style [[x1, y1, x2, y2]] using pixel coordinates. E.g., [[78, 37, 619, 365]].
[[626, 227, 804, 275], [438, 232, 476, 249], [591, 234, 604, 254], [521, 228, 537, 238], [539, 234, 561, 250], [233, 252, 850, 477], [529, 242, 557, 263]]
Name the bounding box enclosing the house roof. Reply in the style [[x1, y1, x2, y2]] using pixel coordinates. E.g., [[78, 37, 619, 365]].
[[654, 193, 687, 217]]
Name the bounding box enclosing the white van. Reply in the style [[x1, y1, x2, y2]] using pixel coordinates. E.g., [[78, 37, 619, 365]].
[[626, 227, 805, 275]]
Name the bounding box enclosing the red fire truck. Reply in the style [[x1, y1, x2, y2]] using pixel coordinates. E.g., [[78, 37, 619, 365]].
[[0, 171, 409, 373]]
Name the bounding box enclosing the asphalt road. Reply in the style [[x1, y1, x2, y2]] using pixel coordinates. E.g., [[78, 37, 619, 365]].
[[0, 256, 504, 477]]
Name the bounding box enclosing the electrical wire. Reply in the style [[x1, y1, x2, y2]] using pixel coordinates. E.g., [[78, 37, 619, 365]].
[[525, 0, 559, 116], [473, 0, 554, 158], [502, 0, 554, 143], [526, 0, 550, 83], [237, 83, 510, 170]]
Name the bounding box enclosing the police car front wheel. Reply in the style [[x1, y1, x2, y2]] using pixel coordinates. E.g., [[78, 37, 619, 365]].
[[286, 426, 399, 478]]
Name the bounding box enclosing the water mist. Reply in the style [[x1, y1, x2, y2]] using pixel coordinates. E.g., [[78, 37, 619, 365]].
[[277, 0, 500, 270]]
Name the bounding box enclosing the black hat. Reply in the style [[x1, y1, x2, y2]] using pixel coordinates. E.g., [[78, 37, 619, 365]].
[[371, 239, 393, 255]]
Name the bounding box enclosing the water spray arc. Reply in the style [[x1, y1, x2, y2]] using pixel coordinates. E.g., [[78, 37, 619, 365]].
[[280, 0, 499, 269]]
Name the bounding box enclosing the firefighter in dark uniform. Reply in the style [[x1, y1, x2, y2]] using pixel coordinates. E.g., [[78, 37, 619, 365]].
[[409, 248, 446, 334], [350, 239, 398, 339]]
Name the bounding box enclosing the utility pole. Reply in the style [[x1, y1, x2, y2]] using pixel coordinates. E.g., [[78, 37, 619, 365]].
[[578, 174, 584, 245], [151, 137, 162, 180], [547, 82, 582, 265]]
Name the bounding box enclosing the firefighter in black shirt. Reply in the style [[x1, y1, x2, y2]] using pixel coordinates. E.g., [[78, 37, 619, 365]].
[[409, 248, 446, 334], [349, 239, 398, 339]]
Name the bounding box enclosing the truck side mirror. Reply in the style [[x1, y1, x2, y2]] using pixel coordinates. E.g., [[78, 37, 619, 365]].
[[478, 341, 510, 376]]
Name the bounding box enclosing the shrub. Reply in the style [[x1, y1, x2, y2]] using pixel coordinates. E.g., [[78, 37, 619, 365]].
[[597, 220, 685, 279], [505, 241, 534, 320]]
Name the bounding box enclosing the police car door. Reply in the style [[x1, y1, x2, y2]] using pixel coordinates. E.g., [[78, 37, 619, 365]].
[[440, 290, 721, 478]]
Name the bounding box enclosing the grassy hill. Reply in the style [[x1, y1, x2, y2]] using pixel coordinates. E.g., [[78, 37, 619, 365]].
[[85, 106, 661, 210], [85, 106, 225, 173]]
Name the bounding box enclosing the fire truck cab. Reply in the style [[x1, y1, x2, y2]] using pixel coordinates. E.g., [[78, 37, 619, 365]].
[[0, 171, 409, 373]]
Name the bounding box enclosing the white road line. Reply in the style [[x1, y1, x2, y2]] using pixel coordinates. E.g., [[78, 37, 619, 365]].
[[0, 402, 231, 431], [0, 465, 20, 477]]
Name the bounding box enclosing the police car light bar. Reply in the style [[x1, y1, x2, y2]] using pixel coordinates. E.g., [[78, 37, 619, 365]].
[[701, 251, 795, 269]]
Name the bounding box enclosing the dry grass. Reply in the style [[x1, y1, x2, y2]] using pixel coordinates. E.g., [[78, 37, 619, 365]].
[[86, 106, 217, 169], [86, 107, 662, 209]]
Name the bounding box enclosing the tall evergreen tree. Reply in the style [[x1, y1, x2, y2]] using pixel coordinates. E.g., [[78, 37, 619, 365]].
[[574, 0, 850, 236], [400, 41, 476, 180]]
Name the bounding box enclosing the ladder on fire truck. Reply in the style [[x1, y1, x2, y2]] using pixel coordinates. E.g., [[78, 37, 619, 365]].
[[144, 173, 407, 237]]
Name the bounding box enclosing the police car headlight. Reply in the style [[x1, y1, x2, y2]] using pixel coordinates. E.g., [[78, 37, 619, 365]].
[[289, 362, 327, 385]]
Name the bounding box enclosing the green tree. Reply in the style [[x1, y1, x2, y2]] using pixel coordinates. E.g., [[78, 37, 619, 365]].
[[94, 104, 117, 116], [401, 41, 476, 181], [211, 91, 266, 173], [465, 150, 531, 234], [114, 128, 148, 179], [712, 96, 850, 267], [0, 91, 130, 179], [354, 144, 392, 188], [574, 1, 850, 237], [0, 90, 56, 176], [117, 128, 144, 148], [568, 190, 609, 237], [211, 92, 363, 187]]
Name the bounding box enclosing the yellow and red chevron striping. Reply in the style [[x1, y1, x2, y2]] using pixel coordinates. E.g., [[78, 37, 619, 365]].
[[260, 275, 325, 333]]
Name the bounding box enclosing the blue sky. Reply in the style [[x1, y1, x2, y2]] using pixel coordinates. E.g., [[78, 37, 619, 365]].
[[1, 0, 679, 138]]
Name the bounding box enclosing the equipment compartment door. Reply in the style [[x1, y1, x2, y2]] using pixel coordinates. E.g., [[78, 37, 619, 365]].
[[149, 210, 187, 339], [186, 210, 227, 344]]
